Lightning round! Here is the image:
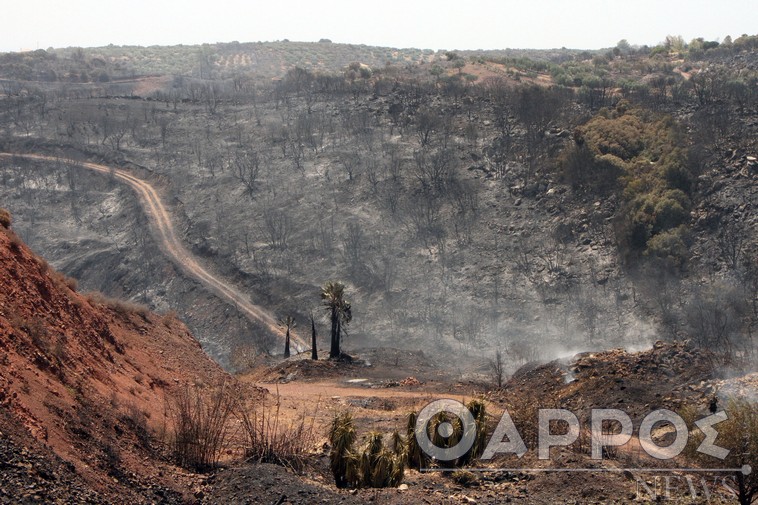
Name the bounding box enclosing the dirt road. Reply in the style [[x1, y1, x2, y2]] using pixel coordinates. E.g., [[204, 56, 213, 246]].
[[0, 152, 306, 351], [253, 378, 473, 435]]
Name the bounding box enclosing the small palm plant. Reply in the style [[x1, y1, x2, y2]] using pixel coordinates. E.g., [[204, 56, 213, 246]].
[[329, 411, 357, 489], [406, 411, 425, 470], [329, 413, 405, 488]]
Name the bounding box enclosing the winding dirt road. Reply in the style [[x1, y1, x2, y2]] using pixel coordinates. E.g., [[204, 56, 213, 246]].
[[0, 152, 307, 351]]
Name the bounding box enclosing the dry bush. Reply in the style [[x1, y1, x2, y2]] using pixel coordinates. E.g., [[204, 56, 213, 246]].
[[237, 391, 317, 471], [229, 343, 262, 373], [683, 399, 758, 505], [119, 402, 151, 450], [49, 269, 78, 292], [162, 310, 179, 328], [7, 229, 23, 250], [0, 208, 11, 229], [11, 315, 51, 354], [100, 440, 122, 477], [85, 291, 150, 319], [504, 396, 542, 450], [451, 469, 478, 486], [169, 381, 237, 472]]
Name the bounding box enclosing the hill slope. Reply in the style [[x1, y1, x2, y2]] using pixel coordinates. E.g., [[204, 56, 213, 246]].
[[0, 212, 231, 502]]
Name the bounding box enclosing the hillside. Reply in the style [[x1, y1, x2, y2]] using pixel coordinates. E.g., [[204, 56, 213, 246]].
[[0, 30, 757, 505], [0, 227, 754, 505], [1, 37, 757, 370], [0, 212, 233, 502]]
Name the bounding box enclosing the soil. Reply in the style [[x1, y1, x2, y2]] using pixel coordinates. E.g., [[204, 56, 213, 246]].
[[0, 223, 239, 502], [195, 340, 747, 504], [0, 226, 750, 503]]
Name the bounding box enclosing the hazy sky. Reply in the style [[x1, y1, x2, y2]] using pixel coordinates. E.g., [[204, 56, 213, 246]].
[[3, 0, 755, 53]]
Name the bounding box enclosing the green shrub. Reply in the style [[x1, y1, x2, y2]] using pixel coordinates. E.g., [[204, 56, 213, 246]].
[[564, 104, 695, 260], [645, 225, 690, 266]]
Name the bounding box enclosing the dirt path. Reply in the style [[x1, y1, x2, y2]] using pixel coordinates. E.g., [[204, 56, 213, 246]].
[[250, 378, 474, 436], [0, 152, 307, 350]]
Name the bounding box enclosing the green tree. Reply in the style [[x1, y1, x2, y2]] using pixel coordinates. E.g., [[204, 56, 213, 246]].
[[616, 39, 631, 55], [321, 282, 352, 358]]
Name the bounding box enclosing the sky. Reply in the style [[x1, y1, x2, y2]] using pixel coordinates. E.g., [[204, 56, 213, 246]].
[[3, 0, 756, 53]]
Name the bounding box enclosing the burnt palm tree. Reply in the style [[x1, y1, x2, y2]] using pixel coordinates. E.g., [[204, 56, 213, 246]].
[[279, 315, 296, 358], [321, 281, 352, 358], [309, 311, 318, 361]]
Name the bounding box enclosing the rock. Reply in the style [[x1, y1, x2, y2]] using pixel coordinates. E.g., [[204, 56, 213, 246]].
[[400, 376, 421, 386], [397, 484, 409, 491]]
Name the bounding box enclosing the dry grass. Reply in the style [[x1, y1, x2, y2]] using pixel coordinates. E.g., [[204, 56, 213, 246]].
[[85, 291, 150, 319], [682, 399, 758, 505], [169, 381, 237, 472], [7, 229, 23, 250], [0, 208, 11, 229], [237, 389, 317, 471]]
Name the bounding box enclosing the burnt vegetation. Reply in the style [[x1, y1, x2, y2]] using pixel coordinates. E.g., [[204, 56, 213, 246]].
[[0, 34, 756, 370]]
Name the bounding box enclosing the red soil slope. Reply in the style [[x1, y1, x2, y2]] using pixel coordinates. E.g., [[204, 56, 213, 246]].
[[0, 213, 231, 501]]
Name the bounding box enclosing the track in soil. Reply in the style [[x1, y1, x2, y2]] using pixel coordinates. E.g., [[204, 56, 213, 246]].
[[0, 152, 307, 351]]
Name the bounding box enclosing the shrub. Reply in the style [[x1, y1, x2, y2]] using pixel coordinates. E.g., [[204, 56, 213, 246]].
[[169, 382, 237, 472], [328, 412, 404, 489], [358, 432, 404, 488], [119, 403, 151, 450], [566, 104, 695, 259], [558, 145, 624, 194], [683, 399, 758, 505], [457, 399, 487, 466], [645, 225, 690, 266], [405, 411, 425, 470], [0, 208, 11, 229], [451, 470, 478, 486], [238, 392, 316, 471], [329, 411, 358, 488], [86, 292, 150, 319], [16, 316, 50, 354]]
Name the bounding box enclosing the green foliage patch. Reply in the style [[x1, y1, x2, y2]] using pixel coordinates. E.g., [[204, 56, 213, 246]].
[[561, 103, 695, 263]]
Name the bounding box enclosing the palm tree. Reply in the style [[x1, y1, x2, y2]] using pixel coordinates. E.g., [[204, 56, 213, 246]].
[[279, 315, 296, 358], [321, 281, 352, 358]]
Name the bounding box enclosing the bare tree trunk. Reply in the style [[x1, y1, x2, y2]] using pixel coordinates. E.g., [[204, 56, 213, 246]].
[[311, 314, 318, 360], [330, 308, 340, 358], [284, 328, 291, 358]]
